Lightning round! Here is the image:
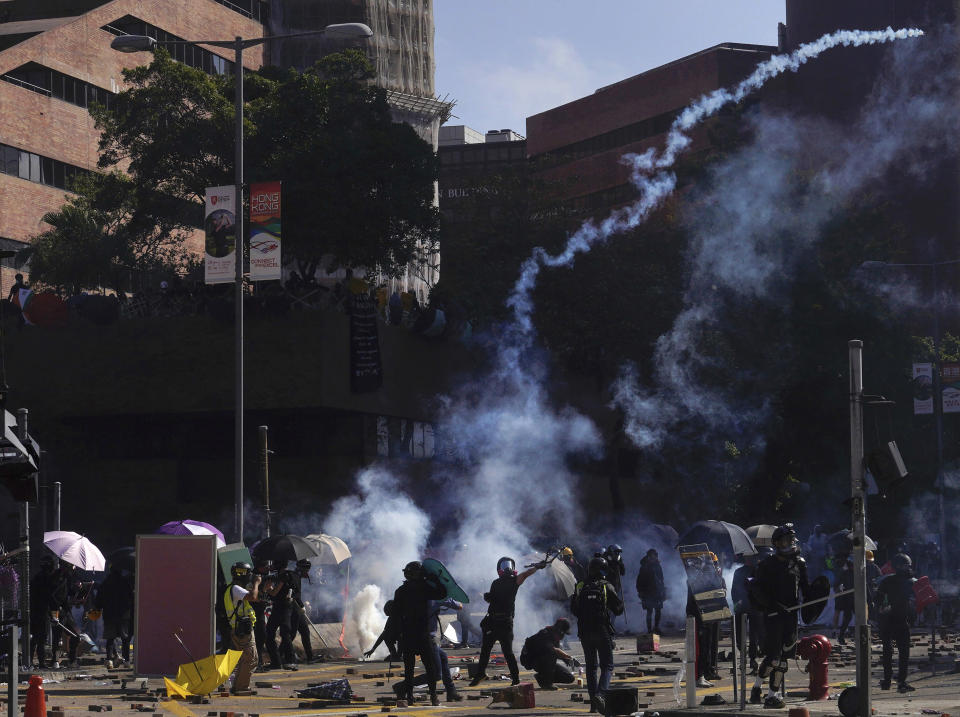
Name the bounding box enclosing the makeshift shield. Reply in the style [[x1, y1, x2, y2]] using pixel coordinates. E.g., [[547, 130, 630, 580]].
[[422, 558, 469, 603], [679, 544, 730, 622], [801, 575, 831, 624]]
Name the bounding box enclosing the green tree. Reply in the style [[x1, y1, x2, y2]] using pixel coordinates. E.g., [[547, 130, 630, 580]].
[[23, 171, 190, 294], [92, 48, 438, 281]]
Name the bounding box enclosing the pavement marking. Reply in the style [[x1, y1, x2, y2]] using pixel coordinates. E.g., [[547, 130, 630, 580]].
[[159, 698, 197, 717]]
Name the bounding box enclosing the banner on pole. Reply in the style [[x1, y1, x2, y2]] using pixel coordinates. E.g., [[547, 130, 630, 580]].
[[913, 363, 933, 415], [204, 185, 236, 284], [249, 181, 282, 281], [941, 362, 960, 414]]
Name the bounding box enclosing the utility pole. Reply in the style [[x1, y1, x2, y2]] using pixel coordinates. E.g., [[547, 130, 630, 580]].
[[15, 408, 31, 669], [259, 426, 271, 538], [848, 340, 870, 717]]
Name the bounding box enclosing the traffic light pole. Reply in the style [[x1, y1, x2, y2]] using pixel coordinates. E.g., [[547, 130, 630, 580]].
[[848, 340, 870, 717]]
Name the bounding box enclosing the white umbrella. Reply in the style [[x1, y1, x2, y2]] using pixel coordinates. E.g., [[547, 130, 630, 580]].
[[746, 525, 778, 548], [43, 531, 106, 571], [304, 534, 351, 565]]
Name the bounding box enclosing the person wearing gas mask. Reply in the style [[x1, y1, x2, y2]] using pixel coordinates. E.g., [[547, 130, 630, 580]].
[[749, 523, 809, 709], [876, 553, 916, 693], [289, 559, 315, 663], [392, 560, 447, 706], [469, 556, 544, 687], [224, 562, 261, 693], [264, 563, 298, 669]]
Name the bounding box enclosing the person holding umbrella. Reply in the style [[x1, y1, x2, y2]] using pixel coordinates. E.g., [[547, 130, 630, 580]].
[[51, 561, 81, 667], [29, 556, 59, 668]]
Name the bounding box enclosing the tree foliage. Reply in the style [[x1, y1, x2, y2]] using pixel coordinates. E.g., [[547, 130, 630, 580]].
[[91, 48, 439, 280]]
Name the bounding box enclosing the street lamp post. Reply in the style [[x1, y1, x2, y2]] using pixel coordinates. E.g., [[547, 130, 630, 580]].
[[861, 258, 960, 581], [112, 23, 372, 542]]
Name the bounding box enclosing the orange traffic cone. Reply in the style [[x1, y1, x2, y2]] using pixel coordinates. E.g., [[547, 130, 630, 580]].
[[24, 675, 46, 717]]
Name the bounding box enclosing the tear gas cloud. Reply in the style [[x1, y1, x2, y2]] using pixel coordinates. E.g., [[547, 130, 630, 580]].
[[281, 27, 945, 650]]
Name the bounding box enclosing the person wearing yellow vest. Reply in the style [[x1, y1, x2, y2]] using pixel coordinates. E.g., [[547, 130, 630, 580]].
[[225, 562, 261, 693]]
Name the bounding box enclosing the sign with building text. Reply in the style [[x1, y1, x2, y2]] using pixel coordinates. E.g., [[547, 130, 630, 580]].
[[204, 185, 236, 284], [913, 363, 933, 415], [249, 181, 282, 281], [941, 362, 960, 414]]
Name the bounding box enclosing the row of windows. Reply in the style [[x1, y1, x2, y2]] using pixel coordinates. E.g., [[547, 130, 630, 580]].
[[533, 108, 681, 169], [103, 16, 235, 77], [439, 143, 527, 166], [1, 62, 114, 110], [0, 142, 92, 190]]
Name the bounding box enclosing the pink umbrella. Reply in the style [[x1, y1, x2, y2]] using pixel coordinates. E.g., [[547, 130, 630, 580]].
[[156, 520, 226, 549]]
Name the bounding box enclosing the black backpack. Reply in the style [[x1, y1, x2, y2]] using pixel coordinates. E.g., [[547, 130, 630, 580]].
[[519, 636, 534, 669], [573, 580, 611, 632]]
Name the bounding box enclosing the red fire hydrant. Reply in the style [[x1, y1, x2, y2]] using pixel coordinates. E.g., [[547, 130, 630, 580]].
[[797, 635, 832, 700]]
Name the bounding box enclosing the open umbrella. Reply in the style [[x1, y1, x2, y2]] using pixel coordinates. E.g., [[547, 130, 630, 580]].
[[252, 534, 320, 565], [156, 520, 226, 549], [43, 531, 106, 571], [304, 534, 351, 565], [828, 529, 877, 554], [678, 520, 756, 557], [163, 650, 241, 698], [746, 525, 778, 548], [522, 554, 577, 601]]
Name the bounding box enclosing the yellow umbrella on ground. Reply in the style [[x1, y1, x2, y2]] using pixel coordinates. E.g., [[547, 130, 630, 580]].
[[163, 650, 242, 698]]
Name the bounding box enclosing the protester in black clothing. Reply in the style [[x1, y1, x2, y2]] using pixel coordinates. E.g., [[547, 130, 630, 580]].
[[392, 560, 447, 705], [559, 547, 585, 582], [469, 556, 545, 687], [289, 559, 315, 663], [363, 600, 401, 661], [834, 558, 855, 644], [572, 556, 624, 714], [866, 550, 883, 614], [601, 544, 626, 595], [264, 566, 297, 668], [686, 559, 722, 685], [96, 565, 134, 663], [636, 549, 666, 634], [732, 554, 762, 673], [51, 562, 81, 666], [749, 524, 809, 709], [251, 559, 274, 670], [521, 618, 576, 689], [392, 598, 464, 702], [877, 554, 916, 693], [29, 556, 58, 668]]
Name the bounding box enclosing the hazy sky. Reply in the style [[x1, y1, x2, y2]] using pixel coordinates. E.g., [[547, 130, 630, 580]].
[[434, 1, 787, 137]]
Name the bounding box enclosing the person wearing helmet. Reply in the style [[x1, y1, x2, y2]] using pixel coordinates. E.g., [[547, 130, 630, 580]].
[[559, 546, 585, 582], [876, 553, 916, 692], [251, 559, 275, 671], [289, 560, 315, 664], [572, 556, 624, 713], [392, 560, 447, 705], [225, 562, 261, 693], [749, 523, 809, 708], [519, 618, 577, 690], [263, 563, 299, 669], [469, 556, 546, 687], [602, 545, 626, 604]]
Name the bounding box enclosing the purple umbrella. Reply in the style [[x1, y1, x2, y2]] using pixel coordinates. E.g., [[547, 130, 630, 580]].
[[156, 520, 226, 548]]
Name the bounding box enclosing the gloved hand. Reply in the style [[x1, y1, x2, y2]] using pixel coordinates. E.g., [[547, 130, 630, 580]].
[[363, 648, 374, 658]]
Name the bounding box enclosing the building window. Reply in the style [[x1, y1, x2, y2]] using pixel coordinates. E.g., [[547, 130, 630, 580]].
[[2, 62, 114, 111], [102, 16, 235, 77], [0, 141, 92, 190]]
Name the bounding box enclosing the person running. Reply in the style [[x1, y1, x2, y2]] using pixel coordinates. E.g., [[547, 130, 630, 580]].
[[571, 556, 623, 714]]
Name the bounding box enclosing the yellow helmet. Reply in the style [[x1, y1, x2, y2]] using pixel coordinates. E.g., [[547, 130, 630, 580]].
[[865, 550, 874, 561], [86, 609, 102, 621], [561, 547, 573, 557]]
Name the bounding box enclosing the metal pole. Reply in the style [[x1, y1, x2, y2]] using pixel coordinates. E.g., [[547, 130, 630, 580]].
[[15, 408, 30, 669], [7, 624, 17, 717], [54, 481, 61, 531], [739, 612, 747, 710], [848, 340, 870, 717], [730, 615, 738, 703], [932, 265, 947, 581], [259, 425, 270, 538], [685, 615, 696, 707], [234, 36, 245, 544]]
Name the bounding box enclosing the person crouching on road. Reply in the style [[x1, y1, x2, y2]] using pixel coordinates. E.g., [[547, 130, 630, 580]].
[[470, 556, 545, 687], [521, 618, 577, 689], [225, 562, 261, 694], [571, 556, 623, 714]]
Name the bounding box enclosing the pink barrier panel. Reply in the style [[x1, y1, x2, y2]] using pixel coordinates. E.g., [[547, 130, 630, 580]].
[[134, 534, 216, 676]]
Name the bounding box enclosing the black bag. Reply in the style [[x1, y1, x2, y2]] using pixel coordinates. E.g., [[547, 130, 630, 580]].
[[574, 580, 610, 632], [234, 615, 253, 637], [519, 636, 534, 669]]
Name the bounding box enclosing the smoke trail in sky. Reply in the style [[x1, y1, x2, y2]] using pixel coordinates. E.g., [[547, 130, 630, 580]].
[[507, 27, 924, 337]]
